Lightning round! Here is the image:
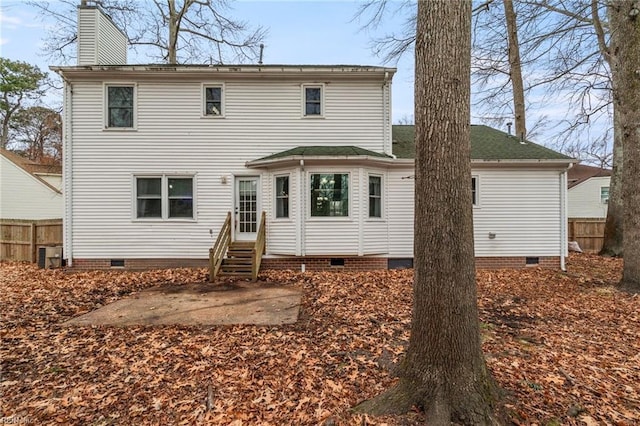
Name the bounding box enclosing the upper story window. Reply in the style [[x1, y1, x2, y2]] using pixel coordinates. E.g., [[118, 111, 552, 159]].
[[472, 176, 479, 206], [303, 84, 323, 117], [135, 175, 194, 220], [369, 175, 382, 218], [310, 173, 348, 217], [601, 186, 609, 204], [106, 85, 134, 128], [203, 84, 224, 116], [275, 175, 289, 218]]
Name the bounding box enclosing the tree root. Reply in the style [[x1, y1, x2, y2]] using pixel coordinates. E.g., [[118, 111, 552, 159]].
[[352, 382, 417, 416]]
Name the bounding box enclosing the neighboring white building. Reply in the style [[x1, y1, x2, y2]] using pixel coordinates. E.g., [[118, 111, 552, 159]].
[[52, 5, 575, 271], [0, 149, 63, 220], [567, 164, 611, 219]]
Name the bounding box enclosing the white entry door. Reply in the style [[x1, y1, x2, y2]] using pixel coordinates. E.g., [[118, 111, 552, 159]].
[[235, 176, 260, 241]]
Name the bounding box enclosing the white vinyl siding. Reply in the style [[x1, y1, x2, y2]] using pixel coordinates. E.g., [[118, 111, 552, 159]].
[[265, 170, 297, 255], [387, 167, 565, 259], [567, 176, 610, 218], [66, 76, 386, 259], [0, 155, 63, 220], [305, 168, 358, 255], [472, 169, 562, 257], [362, 169, 388, 255], [77, 7, 127, 66], [387, 170, 415, 257]]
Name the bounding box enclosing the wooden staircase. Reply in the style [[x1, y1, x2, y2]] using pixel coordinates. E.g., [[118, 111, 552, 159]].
[[219, 241, 255, 278], [209, 212, 266, 282]]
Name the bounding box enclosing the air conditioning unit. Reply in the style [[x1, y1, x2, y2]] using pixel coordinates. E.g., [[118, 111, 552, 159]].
[[45, 246, 63, 269]]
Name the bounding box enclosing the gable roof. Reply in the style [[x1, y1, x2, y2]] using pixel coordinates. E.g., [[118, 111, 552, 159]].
[[1, 149, 62, 194], [392, 125, 574, 162], [567, 164, 612, 189]]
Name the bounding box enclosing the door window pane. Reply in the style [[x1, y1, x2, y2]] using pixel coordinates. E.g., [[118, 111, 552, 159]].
[[238, 179, 258, 232]]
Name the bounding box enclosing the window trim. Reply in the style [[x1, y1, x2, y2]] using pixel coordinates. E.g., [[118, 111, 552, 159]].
[[201, 83, 226, 118], [308, 171, 351, 219], [367, 173, 383, 220], [104, 82, 137, 130], [301, 83, 325, 118], [600, 186, 609, 204], [274, 174, 291, 220], [132, 174, 197, 222], [472, 175, 480, 207]]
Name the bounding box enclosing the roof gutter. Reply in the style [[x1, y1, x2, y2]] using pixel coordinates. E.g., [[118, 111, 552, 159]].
[[50, 65, 398, 80], [471, 158, 577, 168]]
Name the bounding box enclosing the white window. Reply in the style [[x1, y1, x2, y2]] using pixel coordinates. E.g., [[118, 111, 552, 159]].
[[106, 84, 135, 128], [203, 84, 224, 116], [135, 175, 194, 220], [310, 173, 348, 217], [302, 84, 323, 117], [369, 175, 382, 218], [275, 175, 289, 218], [472, 176, 479, 206], [601, 186, 609, 204]]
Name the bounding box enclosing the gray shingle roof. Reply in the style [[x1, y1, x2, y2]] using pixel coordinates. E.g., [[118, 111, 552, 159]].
[[254, 146, 393, 162], [392, 125, 574, 161]]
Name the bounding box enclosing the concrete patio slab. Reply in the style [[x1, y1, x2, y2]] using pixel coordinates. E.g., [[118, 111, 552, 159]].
[[65, 281, 302, 326]]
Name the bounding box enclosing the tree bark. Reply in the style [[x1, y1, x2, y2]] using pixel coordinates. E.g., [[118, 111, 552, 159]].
[[355, 1, 502, 423], [503, 0, 527, 138], [168, 0, 178, 64], [609, 0, 640, 291], [600, 107, 624, 256]]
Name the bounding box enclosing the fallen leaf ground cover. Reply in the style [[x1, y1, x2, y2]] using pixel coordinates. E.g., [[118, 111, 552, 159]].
[[1, 254, 638, 425]]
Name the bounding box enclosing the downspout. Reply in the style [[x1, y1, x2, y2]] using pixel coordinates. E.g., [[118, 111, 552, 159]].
[[559, 165, 572, 271], [382, 72, 392, 156], [61, 75, 74, 266], [299, 159, 305, 259]]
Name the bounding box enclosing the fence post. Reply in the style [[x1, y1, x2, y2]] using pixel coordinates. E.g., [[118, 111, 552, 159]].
[[30, 222, 37, 262]]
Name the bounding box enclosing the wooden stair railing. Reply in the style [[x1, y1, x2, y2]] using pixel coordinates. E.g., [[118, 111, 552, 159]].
[[252, 211, 267, 281], [209, 212, 231, 282]]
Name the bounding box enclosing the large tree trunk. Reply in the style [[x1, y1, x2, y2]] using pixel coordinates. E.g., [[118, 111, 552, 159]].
[[355, 1, 502, 423], [503, 0, 527, 138], [600, 107, 624, 257], [609, 0, 640, 291]]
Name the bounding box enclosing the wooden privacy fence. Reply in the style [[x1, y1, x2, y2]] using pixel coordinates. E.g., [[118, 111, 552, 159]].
[[1, 219, 63, 262], [568, 218, 605, 253]]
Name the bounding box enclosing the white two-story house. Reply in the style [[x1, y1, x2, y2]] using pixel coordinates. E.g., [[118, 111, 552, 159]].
[[53, 4, 575, 274]]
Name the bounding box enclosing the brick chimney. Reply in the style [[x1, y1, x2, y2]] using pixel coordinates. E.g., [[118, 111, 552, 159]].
[[77, 0, 127, 65]]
